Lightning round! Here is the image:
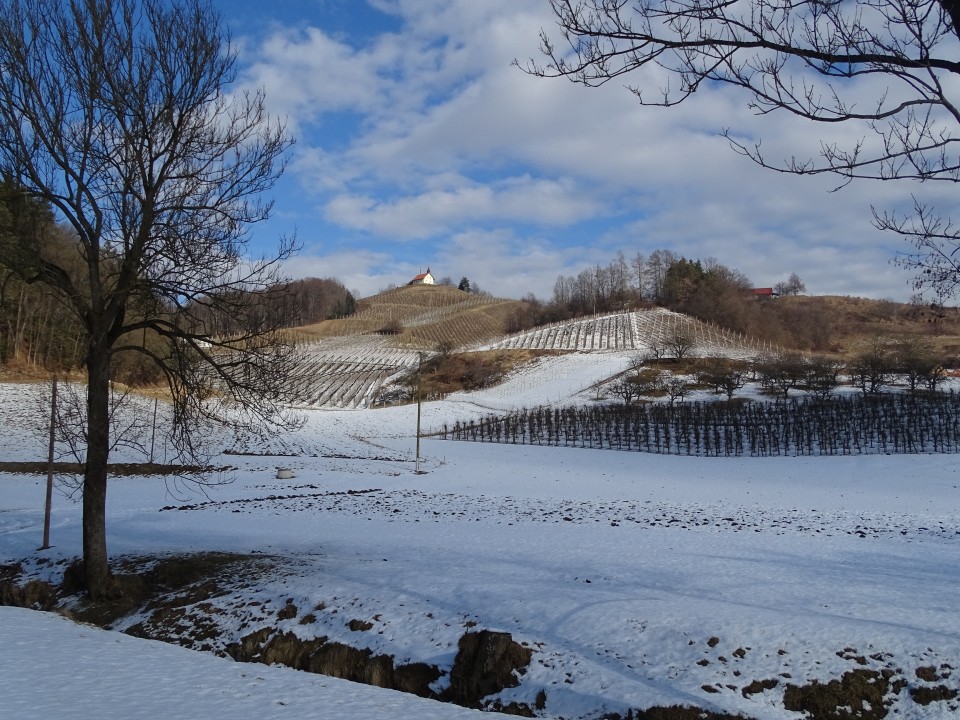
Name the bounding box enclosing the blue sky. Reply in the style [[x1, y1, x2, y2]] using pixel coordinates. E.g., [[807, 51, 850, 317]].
[[215, 0, 928, 301]]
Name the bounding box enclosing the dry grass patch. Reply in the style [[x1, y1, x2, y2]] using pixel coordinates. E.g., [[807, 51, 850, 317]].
[[417, 349, 558, 396], [293, 284, 527, 350], [773, 295, 960, 359]]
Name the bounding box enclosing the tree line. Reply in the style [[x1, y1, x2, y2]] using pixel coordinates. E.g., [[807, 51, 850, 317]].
[[1, 179, 354, 379], [502, 249, 848, 351], [605, 334, 948, 410]]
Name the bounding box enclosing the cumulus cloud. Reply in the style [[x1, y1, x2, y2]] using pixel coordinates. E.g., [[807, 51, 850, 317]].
[[324, 176, 603, 238], [227, 0, 934, 301]]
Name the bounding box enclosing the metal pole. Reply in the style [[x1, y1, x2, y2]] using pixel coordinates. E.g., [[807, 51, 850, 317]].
[[40, 376, 57, 550]]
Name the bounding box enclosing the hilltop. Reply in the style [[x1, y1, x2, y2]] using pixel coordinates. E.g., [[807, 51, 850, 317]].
[[295, 284, 528, 350], [298, 284, 960, 357]]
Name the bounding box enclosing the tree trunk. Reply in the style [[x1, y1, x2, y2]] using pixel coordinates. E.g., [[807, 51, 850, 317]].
[[83, 343, 112, 599]]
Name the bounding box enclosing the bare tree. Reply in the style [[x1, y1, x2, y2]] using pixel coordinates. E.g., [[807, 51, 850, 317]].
[[631, 252, 647, 300], [627, 353, 648, 377], [435, 338, 457, 358], [755, 352, 808, 399], [525, 0, 960, 298], [0, 0, 298, 598], [803, 356, 843, 400], [849, 338, 896, 395], [666, 325, 696, 360], [774, 273, 807, 297], [644, 340, 668, 362], [646, 249, 676, 304], [893, 336, 944, 392], [697, 357, 747, 400], [659, 375, 689, 407], [635, 367, 665, 397], [611, 377, 641, 406]]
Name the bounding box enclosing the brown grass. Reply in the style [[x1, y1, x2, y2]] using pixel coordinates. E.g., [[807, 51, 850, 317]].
[[415, 349, 557, 396], [293, 285, 528, 350], [772, 295, 960, 359]]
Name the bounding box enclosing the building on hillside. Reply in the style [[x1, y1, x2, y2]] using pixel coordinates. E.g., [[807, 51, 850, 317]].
[[748, 287, 776, 299], [409, 268, 435, 286]]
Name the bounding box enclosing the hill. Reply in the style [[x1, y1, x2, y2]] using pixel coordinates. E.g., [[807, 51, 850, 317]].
[[296, 284, 527, 350], [766, 294, 960, 357], [477, 307, 771, 357], [280, 288, 960, 409]]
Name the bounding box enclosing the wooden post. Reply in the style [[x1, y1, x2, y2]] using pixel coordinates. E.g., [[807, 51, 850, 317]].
[[149, 397, 158, 464], [40, 376, 57, 550], [415, 353, 423, 473]]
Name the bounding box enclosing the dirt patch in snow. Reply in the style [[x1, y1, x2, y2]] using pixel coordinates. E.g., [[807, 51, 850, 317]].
[[226, 627, 442, 698], [783, 668, 902, 720]]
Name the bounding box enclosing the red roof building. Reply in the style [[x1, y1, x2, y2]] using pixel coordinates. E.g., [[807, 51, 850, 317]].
[[408, 268, 435, 286]]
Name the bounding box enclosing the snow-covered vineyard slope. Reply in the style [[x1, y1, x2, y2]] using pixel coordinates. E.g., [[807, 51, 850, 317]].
[[442, 352, 633, 412], [286, 336, 421, 409], [289, 309, 771, 409], [478, 308, 771, 356]]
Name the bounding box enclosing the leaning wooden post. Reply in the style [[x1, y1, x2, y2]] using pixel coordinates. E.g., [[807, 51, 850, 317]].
[[40, 375, 57, 550]]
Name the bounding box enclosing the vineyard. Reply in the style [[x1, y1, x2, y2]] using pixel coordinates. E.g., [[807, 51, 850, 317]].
[[441, 393, 960, 457], [285, 336, 422, 409], [298, 284, 523, 350], [286, 290, 778, 409], [478, 308, 773, 357]]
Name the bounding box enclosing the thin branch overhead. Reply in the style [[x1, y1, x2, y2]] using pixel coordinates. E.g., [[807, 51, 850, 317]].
[[522, 0, 960, 300]]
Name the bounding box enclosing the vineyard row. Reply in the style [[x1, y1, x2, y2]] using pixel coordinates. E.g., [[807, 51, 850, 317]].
[[439, 393, 960, 457], [481, 308, 774, 356]]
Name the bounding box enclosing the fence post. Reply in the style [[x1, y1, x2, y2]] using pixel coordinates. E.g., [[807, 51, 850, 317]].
[[40, 376, 57, 551]]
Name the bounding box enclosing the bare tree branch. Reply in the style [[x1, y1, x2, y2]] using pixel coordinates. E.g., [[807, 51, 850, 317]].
[[523, 0, 960, 299]]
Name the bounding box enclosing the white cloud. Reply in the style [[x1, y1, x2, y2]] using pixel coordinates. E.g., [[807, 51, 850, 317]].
[[324, 176, 602, 239], [281, 247, 398, 296], [232, 0, 946, 303]]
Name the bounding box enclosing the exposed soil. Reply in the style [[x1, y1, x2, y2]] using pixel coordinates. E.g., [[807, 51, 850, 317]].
[[415, 349, 559, 396], [783, 668, 903, 720], [226, 626, 443, 698]]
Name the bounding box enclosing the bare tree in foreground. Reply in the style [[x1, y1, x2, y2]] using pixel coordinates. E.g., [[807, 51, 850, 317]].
[[0, 0, 298, 598], [525, 0, 960, 299]]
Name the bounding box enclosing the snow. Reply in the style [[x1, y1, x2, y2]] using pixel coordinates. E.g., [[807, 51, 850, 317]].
[[1, 606, 486, 720], [1, 369, 960, 719], [479, 309, 771, 358]]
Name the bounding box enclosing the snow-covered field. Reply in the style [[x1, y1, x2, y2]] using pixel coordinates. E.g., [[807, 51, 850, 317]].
[[1, 364, 959, 719]]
